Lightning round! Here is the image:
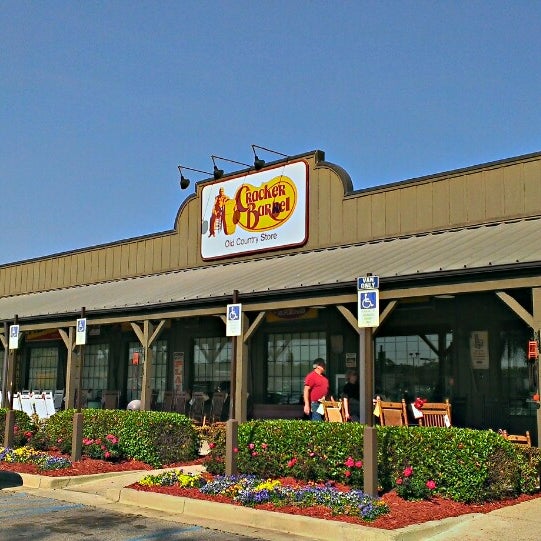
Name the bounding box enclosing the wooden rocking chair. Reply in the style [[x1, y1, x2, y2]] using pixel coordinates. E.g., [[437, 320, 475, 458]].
[[376, 398, 409, 426], [502, 430, 532, 447], [322, 399, 345, 422], [417, 400, 452, 427]]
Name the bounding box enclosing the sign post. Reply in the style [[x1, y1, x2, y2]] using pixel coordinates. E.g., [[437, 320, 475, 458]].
[[72, 308, 86, 462], [225, 291, 241, 476], [358, 275, 380, 497], [3, 315, 19, 448]]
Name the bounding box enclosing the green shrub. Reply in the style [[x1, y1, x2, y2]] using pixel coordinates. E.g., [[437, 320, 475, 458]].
[[0, 408, 36, 447], [35, 409, 200, 467], [117, 411, 199, 467], [205, 420, 364, 486], [379, 427, 526, 502], [203, 421, 539, 503]]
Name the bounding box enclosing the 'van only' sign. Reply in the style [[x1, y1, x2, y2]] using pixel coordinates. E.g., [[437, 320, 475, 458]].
[[200, 160, 308, 260]]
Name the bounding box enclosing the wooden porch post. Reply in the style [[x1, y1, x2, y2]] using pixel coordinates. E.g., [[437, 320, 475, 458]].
[[59, 327, 76, 409], [131, 320, 166, 411], [533, 288, 541, 448]]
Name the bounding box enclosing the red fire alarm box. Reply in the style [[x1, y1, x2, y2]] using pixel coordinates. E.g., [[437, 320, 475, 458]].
[[132, 352, 140, 365], [528, 340, 539, 360]]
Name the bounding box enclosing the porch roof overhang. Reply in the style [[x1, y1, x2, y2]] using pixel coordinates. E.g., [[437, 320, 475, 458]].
[[1, 217, 541, 328]]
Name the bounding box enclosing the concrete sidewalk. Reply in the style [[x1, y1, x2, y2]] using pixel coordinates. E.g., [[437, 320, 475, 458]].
[[2, 468, 541, 541]]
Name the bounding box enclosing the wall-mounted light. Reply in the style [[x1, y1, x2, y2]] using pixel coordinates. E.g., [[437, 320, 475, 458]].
[[251, 144, 289, 170], [211, 155, 250, 180], [177, 165, 213, 190]]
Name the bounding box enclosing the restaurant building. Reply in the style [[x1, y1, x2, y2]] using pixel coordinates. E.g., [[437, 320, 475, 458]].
[[1, 149, 540, 443]]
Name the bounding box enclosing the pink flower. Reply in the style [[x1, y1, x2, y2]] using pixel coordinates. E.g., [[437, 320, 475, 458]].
[[309, 452, 315, 457], [287, 457, 297, 468], [13, 426, 18, 432], [261, 443, 268, 449], [101, 445, 106, 450], [57, 438, 63, 443], [403, 466, 413, 477], [344, 470, 351, 477], [344, 456, 355, 468], [208, 442, 216, 449], [355, 460, 363, 468], [233, 447, 238, 453], [396, 478, 403, 485], [426, 480, 436, 490], [104, 451, 111, 459], [251, 451, 258, 456], [248, 443, 255, 450]]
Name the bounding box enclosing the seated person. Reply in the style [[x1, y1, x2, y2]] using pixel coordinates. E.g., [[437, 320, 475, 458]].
[[342, 369, 360, 421]]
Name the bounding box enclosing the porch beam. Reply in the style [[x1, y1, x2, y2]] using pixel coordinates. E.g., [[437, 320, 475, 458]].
[[130, 322, 145, 345], [11, 274, 541, 333], [379, 300, 397, 326], [495, 291, 534, 328], [148, 320, 166, 347], [243, 311, 266, 343], [337, 305, 361, 335]]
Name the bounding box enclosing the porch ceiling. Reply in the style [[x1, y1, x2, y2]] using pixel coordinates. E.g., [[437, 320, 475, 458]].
[[1, 217, 540, 322]]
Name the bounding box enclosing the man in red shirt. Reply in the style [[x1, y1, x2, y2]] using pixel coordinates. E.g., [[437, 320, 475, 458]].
[[303, 358, 329, 421]]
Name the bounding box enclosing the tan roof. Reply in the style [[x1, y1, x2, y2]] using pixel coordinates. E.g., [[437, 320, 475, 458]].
[[1, 217, 540, 320]]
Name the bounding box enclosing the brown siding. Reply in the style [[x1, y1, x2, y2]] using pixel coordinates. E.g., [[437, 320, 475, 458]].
[[503, 165, 524, 216], [485, 167, 505, 220], [384, 189, 401, 236], [371, 192, 386, 238], [341, 194, 358, 244], [2, 152, 541, 297], [465, 172, 486, 223], [524, 161, 541, 215]]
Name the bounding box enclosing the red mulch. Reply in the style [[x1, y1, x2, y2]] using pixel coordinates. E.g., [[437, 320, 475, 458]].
[[129, 475, 541, 530], [2, 456, 540, 529], [0, 455, 153, 477]]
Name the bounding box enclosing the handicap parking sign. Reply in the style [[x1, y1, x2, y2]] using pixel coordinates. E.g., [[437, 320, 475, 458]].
[[226, 303, 242, 336], [358, 290, 379, 328], [9, 324, 20, 350], [76, 317, 87, 345]]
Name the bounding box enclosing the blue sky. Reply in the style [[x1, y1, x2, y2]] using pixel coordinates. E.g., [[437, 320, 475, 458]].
[[1, 1, 540, 264]]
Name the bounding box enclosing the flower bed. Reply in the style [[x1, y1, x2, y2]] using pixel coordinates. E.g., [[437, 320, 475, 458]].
[[2, 449, 540, 529], [129, 469, 541, 529], [133, 469, 389, 522], [0, 446, 153, 476]]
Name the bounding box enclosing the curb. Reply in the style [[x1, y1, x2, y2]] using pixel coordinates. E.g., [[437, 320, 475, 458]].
[[12, 470, 525, 541], [114, 487, 395, 541], [15, 469, 152, 489]]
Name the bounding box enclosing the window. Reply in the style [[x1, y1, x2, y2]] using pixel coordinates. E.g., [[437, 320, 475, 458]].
[[375, 334, 451, 402], [500, 331, 534, 416], [267, 332, 326, 404], [82, 344, 109, 401], [193, 337, 231, 393], [28, 347, 58, 390], [126, 340, 168, 403]]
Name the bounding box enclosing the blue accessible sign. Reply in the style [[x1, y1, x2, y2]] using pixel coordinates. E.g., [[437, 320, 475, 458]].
[[357, 275, 380, 328]]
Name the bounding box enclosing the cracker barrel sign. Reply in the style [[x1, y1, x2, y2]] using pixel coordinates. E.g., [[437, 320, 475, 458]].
[[201, 160, 308, 260]]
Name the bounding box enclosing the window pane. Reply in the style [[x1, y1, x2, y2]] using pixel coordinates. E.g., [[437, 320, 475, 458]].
[[193, 337, 231, 393], [83, 344, 109, 402], [375, 334, 449, 402], [28, 347, 58, 391], [126, 340, 168, 403], [267, 331, 326, 404]]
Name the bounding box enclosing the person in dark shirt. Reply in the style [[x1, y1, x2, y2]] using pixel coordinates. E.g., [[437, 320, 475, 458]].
[[342, 369, 360, 421]]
